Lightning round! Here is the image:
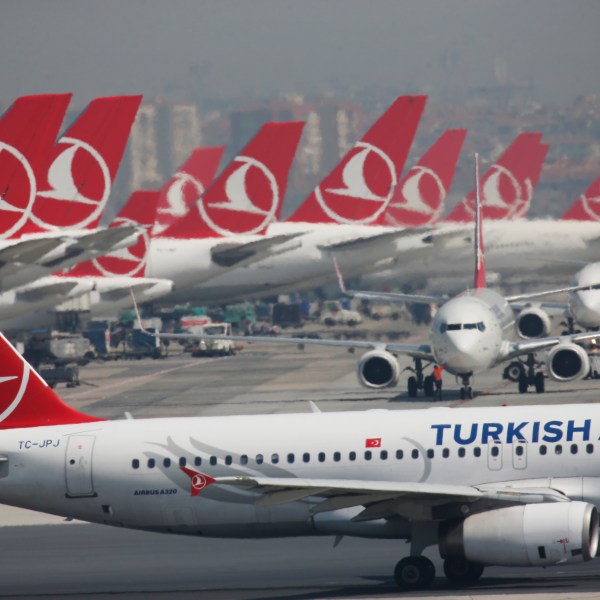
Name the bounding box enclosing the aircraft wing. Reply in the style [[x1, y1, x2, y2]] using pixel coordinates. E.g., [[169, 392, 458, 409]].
[[0, 237, 67, 266], [506, 282, 600, 303], [152, 329, 434, 361], [208, 475, 569, 517], [15, 280, 83, 302], [502, 330, 600, 362], [210, 232, 304, 268], [318, 227, 433, 253]]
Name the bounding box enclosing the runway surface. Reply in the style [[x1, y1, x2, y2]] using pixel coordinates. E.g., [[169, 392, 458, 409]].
[[4, 336, 600, 599]]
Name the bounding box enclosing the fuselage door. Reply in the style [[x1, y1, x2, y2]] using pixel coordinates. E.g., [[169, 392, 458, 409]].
[[65, 434, 97, 498]]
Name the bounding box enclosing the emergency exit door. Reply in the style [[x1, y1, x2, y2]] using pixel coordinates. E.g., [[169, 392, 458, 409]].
[[65, 435, 97, 497]]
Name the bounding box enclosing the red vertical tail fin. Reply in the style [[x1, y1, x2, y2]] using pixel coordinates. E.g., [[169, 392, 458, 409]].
[[0, 332, 103, 429], [162, 122, 304, 239], [0, 94, 72, 240], [376, 128, 467, 227], [561, 176, 600, 221], [445, 132, 546, 222], [152, 146, 225, 237], [288, 95, 427, 224], [20, 95, 142, 235], [474, 155, 486, 289], [61, 190, 159, 278]]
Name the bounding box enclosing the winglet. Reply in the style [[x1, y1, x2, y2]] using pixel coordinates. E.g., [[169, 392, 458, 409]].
[[474, 154, 487, 289], [180, 466, 216, 497]]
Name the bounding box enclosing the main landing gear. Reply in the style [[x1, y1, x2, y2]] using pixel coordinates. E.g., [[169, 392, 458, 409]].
[[406, 358, 435, 398], [393, 556, 485, 590], [459, 373, 474, 400], [502, 353, 545, 394], [442, 557, 485, 585]]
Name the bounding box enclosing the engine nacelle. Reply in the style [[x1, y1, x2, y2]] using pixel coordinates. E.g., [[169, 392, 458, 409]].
[[515, 306, 552, 339], [547, 342, 590, 382], [439, 502, 598, 566], [357, 350, 400, 389]]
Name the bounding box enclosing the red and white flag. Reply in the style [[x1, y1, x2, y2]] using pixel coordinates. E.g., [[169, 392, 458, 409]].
[[365, 438, 381, 448]]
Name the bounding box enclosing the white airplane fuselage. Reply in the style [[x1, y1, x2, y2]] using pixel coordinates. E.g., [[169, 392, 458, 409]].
[[569, 263, 600, 329], [1, 405, 600, 538], [430, 288, 514, 376]]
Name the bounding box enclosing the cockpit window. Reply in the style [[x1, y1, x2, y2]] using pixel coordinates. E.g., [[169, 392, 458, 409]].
[[439, 322, 447, 333], [446, 324, 461, 331], [464, 323, 477, 330], [477, 321, 486, 332]]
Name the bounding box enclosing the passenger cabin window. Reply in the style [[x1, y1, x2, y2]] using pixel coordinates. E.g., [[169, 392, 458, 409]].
[[396, 450, 404, 460], [380, 450, 388, 460], [318, 452, 326, 463], [163, 458, 171, 468], [426, 449, 434, 459], [179, 457, 187, 467], [411, 449, 419, 459], [333, 452, 341, 462], [240, 455, 248, 465], [132, 459, 140, 469], [287, 453, 295, 464], [148, 458, 155, 468], [555, 445, 563, 455], [442, 448, 450, 458], [209, 456, 217, 466], [303, 453, 310, 463], [458, 448, 466, 458], [490, 446, 500, 457], [570, 444, 578, 455], [540, 445, 547, 455], [256, 454, 264, 465], [587, 444, 594, 454], [515, 446, 524, 456], [194, 457, 202, 466], [473, 447, 481, 457], [364, 451, 372, 461], [225, 455, 232, 465], [348, 451, 356, 461], [271, 453, 279, 464]]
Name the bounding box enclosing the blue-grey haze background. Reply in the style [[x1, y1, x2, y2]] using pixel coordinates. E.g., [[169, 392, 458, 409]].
[[2, 0, 599, 219]]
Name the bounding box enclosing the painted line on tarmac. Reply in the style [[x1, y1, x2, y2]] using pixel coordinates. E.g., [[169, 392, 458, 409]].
[[63, 357, 228, 401]]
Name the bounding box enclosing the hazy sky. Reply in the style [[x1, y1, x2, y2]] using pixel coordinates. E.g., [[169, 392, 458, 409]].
[[2, 0, 600, 108]]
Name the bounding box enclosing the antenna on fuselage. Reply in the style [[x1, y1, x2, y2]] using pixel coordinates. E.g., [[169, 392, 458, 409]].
[[473, 153, 487, 289]]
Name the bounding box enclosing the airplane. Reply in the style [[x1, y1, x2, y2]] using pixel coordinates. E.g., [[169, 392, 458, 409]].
[[145, 121, 305, 297], [1, 325, 600, 590], [172, 104, 470, 305], [0, 94, 142, 292], [159, 157, 600, 399]]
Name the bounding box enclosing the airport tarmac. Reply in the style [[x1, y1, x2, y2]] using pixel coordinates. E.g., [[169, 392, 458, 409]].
[[4, 338, 600, 599]]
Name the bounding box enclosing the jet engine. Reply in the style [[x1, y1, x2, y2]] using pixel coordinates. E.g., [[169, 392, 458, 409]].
[[357, 350, 401, 389], [547, 342, 590, 382], [439, 502, 598, 566], [515, 306, 552, 339]]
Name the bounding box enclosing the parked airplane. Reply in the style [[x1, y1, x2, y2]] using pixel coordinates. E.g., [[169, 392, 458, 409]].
[[166, 158, 600, 399], [145, 121, 305, 296], [178, 105, 468, 305], [1, 328, 600, 590], [0, 94, 143, 292]]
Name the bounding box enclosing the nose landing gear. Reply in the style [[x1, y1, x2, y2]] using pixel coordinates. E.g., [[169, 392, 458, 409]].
[[459, 373, 473, 399]]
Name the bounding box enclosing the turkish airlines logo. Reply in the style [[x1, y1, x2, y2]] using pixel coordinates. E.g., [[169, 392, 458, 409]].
[[389, 167, 446, 223], [0, 142, 37, 239], [34, 136, 111, 230], [576, 194, 600, 222], [153, 172, 206, 235], [191, 473, 210, 492], [0, 360, 28, 424], [92, 216, 149, 277], [464, 166, 532, 220], [315, 142, 397, 224], [197, 156, 279, 236]]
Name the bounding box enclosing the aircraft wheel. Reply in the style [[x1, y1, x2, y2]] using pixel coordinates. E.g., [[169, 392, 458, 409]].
[[443, 558, 484, 584], [504, 361, 524, 382], [466, 386, 473, 399], [518, 374, 528, 394], [407, 376, 418, 398], [423, 375, 435, 397], [394, 556, 435, 590], [534, 371, 545, 393], [460, 388, 465, 400]]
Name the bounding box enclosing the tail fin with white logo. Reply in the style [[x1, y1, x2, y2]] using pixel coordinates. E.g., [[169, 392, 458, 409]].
[[0, 332, 103, 429], [16, 95, 142, 236], [288, 95, 427, 225], [445, 132, 547, 222], [152, 146, 225, 237], [375, 128, 467, 227], [161, 122, 304, 239], [0, 94, 72, 240], [473, 154, 486, 289], [60, 190, 159, 278], [561, 176, 600, 221]]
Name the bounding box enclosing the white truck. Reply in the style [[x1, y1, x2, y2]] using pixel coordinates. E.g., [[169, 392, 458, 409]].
[[190, 323, 236, 357]]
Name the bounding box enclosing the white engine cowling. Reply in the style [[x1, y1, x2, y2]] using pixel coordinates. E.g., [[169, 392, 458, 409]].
[[439, 502, 599, 566], [357, 350, 400, 389], [547, 342, 590, 382], [515, 306, 552, 339]]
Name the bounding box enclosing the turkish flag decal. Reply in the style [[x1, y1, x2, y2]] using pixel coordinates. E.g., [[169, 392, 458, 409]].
[[365, 438, 382, 448]]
